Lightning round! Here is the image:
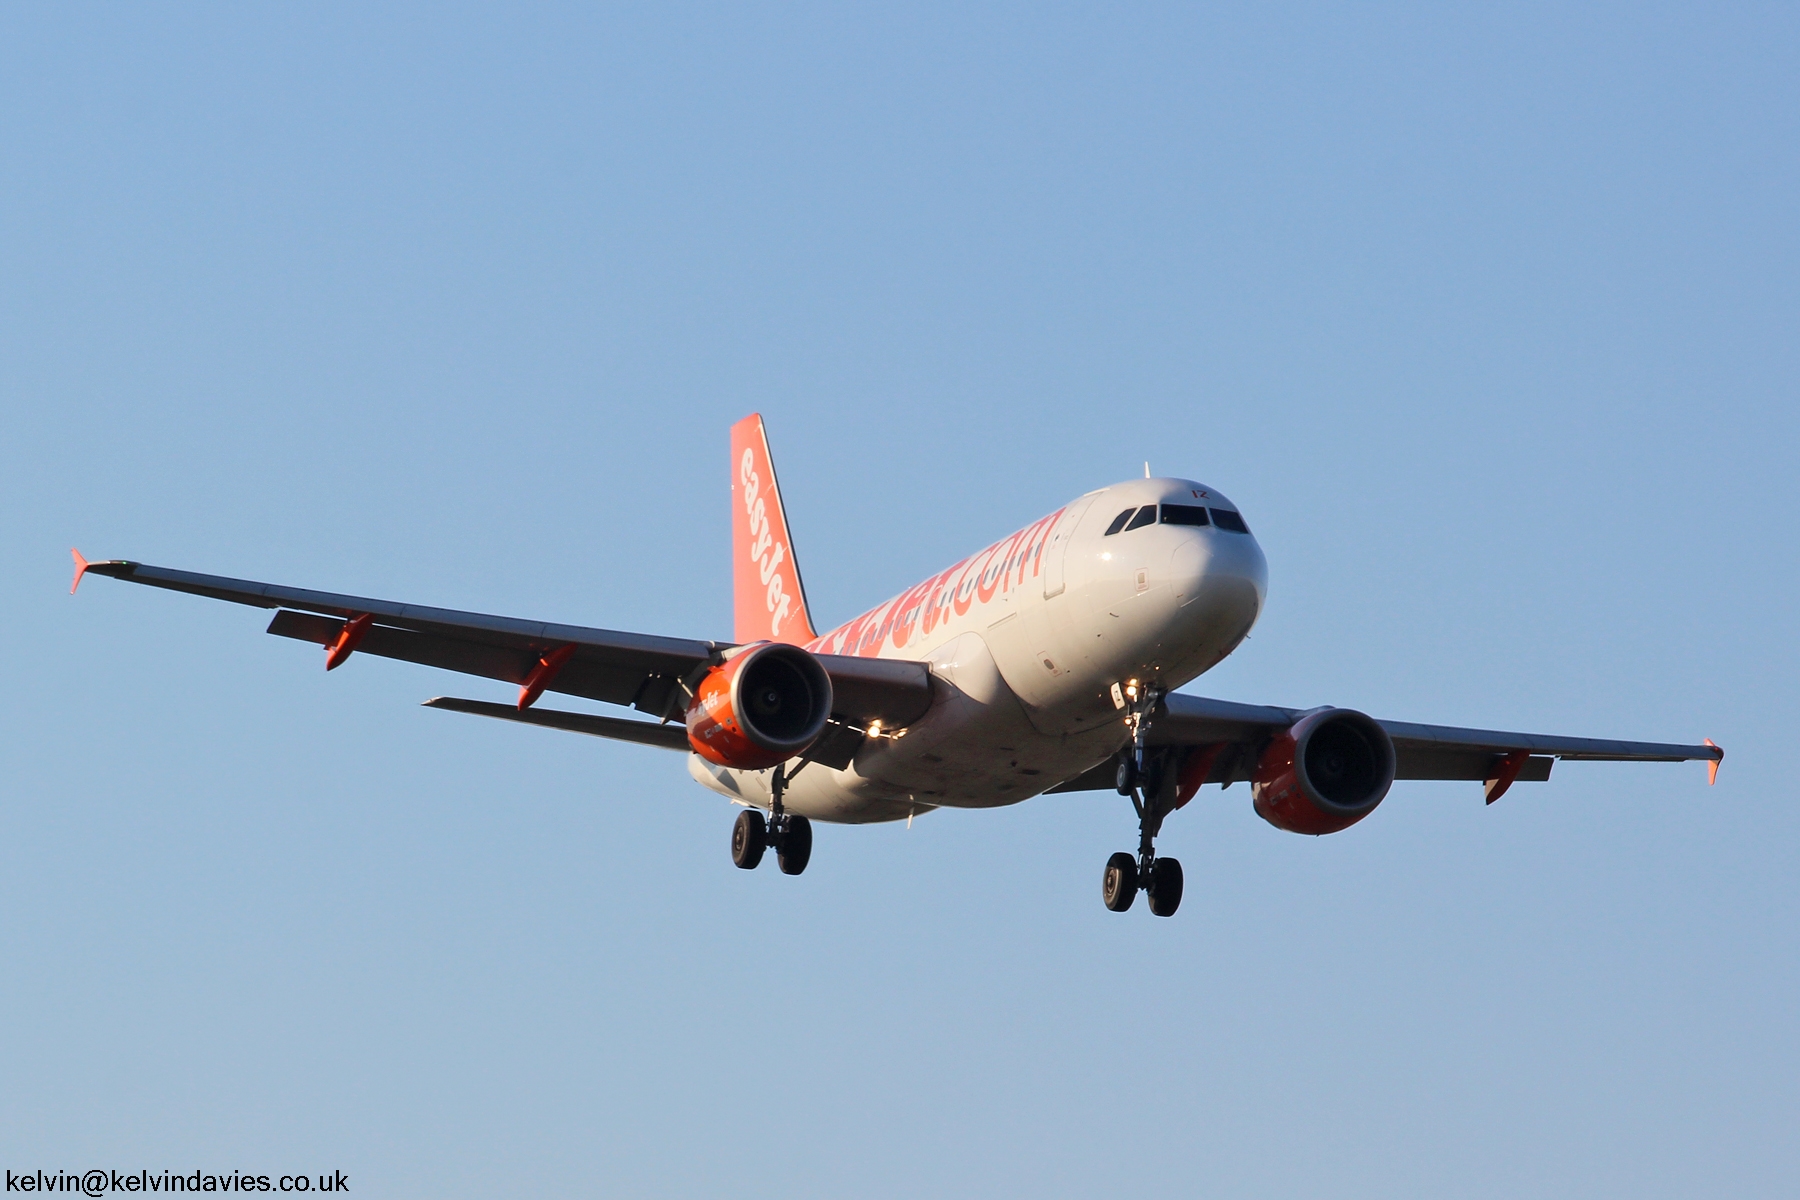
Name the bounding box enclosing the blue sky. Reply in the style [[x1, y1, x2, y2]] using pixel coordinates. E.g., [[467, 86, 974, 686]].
[[3, 5, 1795, 1197]]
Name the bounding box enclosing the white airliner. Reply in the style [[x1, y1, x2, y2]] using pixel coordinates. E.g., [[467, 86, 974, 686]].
[[73, 414, 1721, 916]]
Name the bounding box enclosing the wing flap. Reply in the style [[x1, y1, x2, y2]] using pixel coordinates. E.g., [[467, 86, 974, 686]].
[[1395, 748, 1554, 782], [421, 697, 691, 749], [270, 609, 534, 685], [801, 720, 867, 771], [1147, 693, 1300, 746], [267, 609, 680, 710], [814, 653, 934, 727]]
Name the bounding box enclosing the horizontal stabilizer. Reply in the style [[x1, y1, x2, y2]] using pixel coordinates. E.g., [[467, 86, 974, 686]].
[[423, 696, 691, 750]]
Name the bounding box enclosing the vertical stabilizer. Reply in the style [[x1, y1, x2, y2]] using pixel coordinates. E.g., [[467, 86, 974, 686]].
[[730, 414, 817, 646]]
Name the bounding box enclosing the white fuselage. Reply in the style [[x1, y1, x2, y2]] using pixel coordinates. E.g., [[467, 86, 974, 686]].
[[689, 478, 1269, 822]]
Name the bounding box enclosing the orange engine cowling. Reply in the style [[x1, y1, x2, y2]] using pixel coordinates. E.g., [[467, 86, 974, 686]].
[[1251, 708, 1396, 835], [685, 641, 834, 771]]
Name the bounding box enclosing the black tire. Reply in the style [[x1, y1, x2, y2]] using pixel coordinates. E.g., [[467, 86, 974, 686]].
[[1115, 758, 1138, 796], [1147, 856, 1184, 917], [731, 809, 766, 870], [1102, 851, 1138, 912], [777, 814, 812, 875]]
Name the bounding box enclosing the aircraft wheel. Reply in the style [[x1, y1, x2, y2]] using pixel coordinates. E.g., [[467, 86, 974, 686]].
[[1102, 852, 1138, 912], [1146, 856, 1183, 917], [777, 814, 812, 876], [1115, 759, 1137, 795], [731, 809, 766, 870]]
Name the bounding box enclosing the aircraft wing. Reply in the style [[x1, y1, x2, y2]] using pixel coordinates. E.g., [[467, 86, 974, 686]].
[[73, 556, 934, 735], [1051, 690, 1722, 797]]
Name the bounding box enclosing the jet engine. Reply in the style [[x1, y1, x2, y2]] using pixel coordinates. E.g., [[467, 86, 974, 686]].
[[685, 641, 834, 771], [1251, 708, 1396, 835]]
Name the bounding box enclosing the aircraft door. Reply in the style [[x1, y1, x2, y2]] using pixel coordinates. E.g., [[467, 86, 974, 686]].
[[1042, 493, 1101, 599]]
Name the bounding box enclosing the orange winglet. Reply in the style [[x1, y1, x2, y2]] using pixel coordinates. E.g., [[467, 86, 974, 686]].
[[325, 614, 373, 670], [518, 643, 577, 710], [70, 548, 91, 595], [1704, 738, 1723, 786], [1484, 750, 1531, 805]]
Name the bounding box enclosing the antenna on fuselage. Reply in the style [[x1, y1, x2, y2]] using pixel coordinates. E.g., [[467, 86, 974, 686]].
[[1144, 461, 1151, 478]]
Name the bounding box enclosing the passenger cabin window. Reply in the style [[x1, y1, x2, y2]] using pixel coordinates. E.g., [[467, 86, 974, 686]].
[[1159, 504, 1211, 527], [1124, 506, 1158, 531], [1210, 508, 1250, 534], [1103, 508, 1135, 536]]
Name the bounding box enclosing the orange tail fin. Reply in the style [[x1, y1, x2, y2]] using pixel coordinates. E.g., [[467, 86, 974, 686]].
[[730, 414, 817, 645]]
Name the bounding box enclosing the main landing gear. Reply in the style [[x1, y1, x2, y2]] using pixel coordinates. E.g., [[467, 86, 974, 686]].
[[730, 762, 812, 876], [1103, 683, 1184, 917]]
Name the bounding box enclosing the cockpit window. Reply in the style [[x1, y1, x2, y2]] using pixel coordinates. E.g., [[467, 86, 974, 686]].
[[1210, 508, 1250, 534], [1124, 506, 1158, 532], [1103, 508, 1135, 536], [1159, 504, 1211, 527]]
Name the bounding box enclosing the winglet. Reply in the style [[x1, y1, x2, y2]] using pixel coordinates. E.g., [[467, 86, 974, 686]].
[[1704, 738, 1723, 786], [70, 548, 91, 594]]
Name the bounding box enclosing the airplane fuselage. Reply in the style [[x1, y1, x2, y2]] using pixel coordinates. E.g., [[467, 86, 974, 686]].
[[690, 478, 1269, 822]]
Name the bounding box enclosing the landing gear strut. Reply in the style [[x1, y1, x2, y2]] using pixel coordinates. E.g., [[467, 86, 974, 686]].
[[1103, 683, 1184, 917], [730, 761, 812, 876]]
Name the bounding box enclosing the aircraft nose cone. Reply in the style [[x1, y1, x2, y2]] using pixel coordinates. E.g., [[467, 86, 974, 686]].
[[1170, 530, 1267, 639]]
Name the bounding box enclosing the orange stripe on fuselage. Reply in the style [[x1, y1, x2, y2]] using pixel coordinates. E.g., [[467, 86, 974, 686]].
[[806, 505, 1069, 660]]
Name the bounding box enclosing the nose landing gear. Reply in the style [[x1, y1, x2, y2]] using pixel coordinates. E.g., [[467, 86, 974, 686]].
[[729, 761, 813, 876], [1103, 685, 1184, 917]]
